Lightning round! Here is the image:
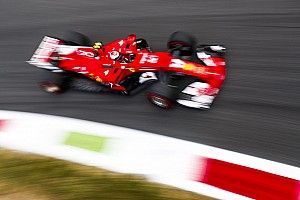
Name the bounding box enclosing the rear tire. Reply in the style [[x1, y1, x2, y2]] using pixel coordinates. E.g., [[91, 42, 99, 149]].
[[62, 31, 91, 46], [70, 77, 109, 93], [38, 72, 70, 94], [39, 82, 63, 94]]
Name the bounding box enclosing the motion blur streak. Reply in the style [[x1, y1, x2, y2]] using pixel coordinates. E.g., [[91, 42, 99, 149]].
[[0, 0, 299, 169]]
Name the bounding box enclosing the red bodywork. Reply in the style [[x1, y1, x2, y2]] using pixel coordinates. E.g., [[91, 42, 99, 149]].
[[30, 35, 226, 94], [59, 37, 225, 92]]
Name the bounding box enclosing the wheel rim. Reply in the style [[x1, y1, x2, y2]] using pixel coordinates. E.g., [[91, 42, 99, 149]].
[[152, 96, 168, 108], [40, 82, 62, 94], [148, 93, 172, 109]]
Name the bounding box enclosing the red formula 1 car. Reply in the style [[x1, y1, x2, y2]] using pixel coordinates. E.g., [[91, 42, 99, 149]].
[[28, 31, 226, 109]]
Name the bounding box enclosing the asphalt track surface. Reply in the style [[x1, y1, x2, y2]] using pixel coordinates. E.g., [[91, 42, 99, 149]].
[[0, 0, 299, 167]]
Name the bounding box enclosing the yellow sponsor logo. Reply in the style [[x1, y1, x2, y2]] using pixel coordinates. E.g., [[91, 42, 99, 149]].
[[183, 64, 205, 74], [128, 68, 135, 72], [183, 63, 195, 70], [96, 77, 102, 82]]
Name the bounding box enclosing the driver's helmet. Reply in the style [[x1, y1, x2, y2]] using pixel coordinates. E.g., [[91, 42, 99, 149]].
[[127, 34, 136, 44], [109, 50, 121, 60], [93, 41, 103, 49]]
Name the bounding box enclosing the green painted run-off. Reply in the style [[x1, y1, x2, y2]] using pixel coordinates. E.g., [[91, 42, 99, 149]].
[[64, 132, 108, 152]]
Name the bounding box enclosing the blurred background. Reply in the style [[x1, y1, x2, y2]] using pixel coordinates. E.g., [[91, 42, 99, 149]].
[[0, 0, 299, 169]]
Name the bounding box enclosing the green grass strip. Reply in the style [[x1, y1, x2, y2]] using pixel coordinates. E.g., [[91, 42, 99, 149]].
[[64, 131, 108, 152], [0, 149, 216, 200]]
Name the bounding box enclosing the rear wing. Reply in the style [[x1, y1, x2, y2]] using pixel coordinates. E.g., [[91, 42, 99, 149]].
[[27, 36, 60, 69]]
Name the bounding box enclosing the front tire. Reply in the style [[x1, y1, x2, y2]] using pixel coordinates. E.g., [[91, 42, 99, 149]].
[[146, 82, 178, 109], [147, 92, 173, 109], [168, 31, 196, 50]]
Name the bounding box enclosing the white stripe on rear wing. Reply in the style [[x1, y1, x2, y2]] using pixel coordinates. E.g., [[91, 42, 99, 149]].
[[27, 36, 60, 68]]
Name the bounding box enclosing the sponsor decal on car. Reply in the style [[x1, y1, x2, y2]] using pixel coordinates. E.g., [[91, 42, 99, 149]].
[[139, 53, 159, 64], [77, 50, 94, 58], [171, 60, 206, 74], [89, 73, 94, 78], [183, 63, 206, 74], [127, 68, 136, 72], [96, 77, 103, 82]]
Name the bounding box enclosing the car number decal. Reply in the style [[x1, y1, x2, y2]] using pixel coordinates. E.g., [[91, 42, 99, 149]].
[[140, 54, 159, 64]]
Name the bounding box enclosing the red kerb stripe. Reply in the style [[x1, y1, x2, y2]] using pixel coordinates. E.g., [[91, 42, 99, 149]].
[[196, 158, 299, 200], [0, 120, 6, 131]]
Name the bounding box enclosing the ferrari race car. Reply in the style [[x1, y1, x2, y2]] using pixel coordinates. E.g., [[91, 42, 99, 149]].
[[27, 31, 226, 109]]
